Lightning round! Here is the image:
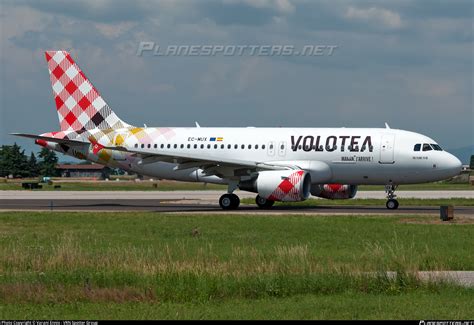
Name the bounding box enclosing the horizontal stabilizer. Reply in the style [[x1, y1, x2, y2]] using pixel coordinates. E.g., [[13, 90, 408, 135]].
[[10, 133, 88, 146]]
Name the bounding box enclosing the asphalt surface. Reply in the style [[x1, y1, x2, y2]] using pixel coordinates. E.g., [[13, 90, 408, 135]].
[[1, 190, 473, 200], [1, 198, 473, 216], [1, 190, 473, 215]]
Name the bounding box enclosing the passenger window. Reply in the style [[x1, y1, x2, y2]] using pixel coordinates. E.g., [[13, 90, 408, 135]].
[[248, 145, 252, 149], [255, 144, 259, 149], [241, 144, 245, 149], [234, 144, 238, 149], [200, 144, 204, 149], [167, 144, 170, 149], [207, 144, 211, 149], [221, 144, 224, 149], [174, 144, 177, 149], [141, 144, 145, 148], [414, 144, 421, 151], [134, 144, 138, 148], [227, 144, 231, 149], [422, 143, 432, 151], [194, 144, 197, 149], [214, 144, 218, 149], [147, 144, 151, 148], [187, 144, 190, 149], [154, 144, 157, 149], [262, 145, 265, 149]]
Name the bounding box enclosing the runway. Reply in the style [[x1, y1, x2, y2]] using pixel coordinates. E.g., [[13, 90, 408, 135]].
[[1, 190, 473, 215], [1, 190, 473, 200], [0, 199, 473, 216]]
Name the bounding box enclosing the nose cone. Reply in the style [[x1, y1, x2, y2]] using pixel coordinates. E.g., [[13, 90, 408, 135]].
[[443, 152, 462, 177]]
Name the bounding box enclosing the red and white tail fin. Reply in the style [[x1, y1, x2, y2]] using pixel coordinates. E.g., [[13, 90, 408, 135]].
[[45, 50, 130, 132]]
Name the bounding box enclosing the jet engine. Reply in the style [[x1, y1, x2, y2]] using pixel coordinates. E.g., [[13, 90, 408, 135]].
[[239, 170, 312, 202], [310, 184, 358, 199]]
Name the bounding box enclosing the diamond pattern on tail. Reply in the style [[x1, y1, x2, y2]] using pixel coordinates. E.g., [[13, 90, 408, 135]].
[[45, 51, 130, 132]]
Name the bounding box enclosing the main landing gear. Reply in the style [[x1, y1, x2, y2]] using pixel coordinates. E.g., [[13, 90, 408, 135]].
[[385, 184, 399, 209], [219, 181, 240, 210], [255, 195, 275, 209], [219, 193, 240, 210], [218, 193, 275, 210]]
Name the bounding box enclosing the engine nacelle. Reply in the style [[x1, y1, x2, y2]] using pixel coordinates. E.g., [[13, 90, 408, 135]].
[[310, 184, 358, 200], [239, 170, 311, 202]]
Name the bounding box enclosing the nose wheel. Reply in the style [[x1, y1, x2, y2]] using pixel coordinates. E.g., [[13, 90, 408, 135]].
[[219, 193, 240, 210], [386, 199, 399, 210], [385, 184, 399, 209]]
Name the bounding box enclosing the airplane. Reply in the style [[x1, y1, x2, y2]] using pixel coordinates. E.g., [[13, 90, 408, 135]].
[[12, 51, 462, 210]]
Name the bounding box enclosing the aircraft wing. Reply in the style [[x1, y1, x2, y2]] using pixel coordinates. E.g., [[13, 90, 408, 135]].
[[103, 145, 294, 176]]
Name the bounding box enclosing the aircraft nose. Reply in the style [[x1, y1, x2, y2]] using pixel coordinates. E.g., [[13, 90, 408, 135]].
[[442, 153, 462, 176]]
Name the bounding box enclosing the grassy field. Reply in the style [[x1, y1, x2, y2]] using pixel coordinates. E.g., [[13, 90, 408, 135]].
[[241, 198, 474, 207], [0, 179, 226, 191], [0, 179, 472, 191], [0, 211, 473, 319]]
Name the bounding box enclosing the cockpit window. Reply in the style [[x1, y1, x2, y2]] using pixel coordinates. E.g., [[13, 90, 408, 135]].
[[431, 144, 443, 151], [414, 144, 421, 151], [422, 143, 432, 151]]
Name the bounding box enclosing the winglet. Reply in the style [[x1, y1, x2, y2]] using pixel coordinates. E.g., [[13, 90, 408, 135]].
[[385, 122, 390, 129], [195, 121, 201, 128]]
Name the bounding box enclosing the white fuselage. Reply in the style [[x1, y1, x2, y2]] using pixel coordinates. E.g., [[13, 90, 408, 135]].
[[108, 127, 461, 186]]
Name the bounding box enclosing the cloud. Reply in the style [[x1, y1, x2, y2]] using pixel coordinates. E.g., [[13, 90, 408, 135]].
[[9, 0, 152, 23], [223, 0, 295, 14], [95, 22, 137, 39], [344, 6, 403, 29]]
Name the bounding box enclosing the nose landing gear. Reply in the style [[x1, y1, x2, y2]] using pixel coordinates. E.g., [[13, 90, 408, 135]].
[[385, 184, 399, 209]]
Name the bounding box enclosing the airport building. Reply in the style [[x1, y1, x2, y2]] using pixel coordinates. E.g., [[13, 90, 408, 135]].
[[56, 164, 110, 179]]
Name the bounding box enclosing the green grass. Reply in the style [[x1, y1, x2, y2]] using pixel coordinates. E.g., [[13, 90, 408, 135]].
[[241, 198, 474, 207], [2, 290, 473, 319], [0, 211, 473, 319], [0, 180, 226, 191]]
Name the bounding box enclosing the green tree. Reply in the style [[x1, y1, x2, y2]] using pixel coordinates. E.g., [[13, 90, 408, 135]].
[[38, 147, 59, 177], [0, 143, 29, 177], [28, 152, 40, 177]]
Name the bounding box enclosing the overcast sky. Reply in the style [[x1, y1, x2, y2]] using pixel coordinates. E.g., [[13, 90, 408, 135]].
[[0, 0, 472, 156]]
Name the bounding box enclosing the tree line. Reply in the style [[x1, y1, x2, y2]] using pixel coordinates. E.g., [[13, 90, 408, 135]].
[[0, 143, 59, 178]]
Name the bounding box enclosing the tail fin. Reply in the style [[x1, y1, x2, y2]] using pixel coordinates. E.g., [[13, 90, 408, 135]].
[[45, 50, 130, 132]]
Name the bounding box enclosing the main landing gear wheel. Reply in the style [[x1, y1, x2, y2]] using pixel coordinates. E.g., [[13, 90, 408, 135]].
[[386, 199, 399, 210], [385, 184, 399, 210], [256, 195, 275, 209], [219, 193, 240, 210]]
